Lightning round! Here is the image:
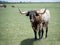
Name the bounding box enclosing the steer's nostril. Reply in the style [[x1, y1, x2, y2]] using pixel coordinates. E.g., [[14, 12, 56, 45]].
[[30, 19, 34, 22]]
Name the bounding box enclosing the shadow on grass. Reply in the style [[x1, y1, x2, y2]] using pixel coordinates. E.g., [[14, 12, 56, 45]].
[[20, 38, 37, 45]]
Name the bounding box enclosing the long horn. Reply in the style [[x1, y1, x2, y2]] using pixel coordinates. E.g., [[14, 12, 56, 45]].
[[36, 8, 46, 14], [18, 8, 27, 14]]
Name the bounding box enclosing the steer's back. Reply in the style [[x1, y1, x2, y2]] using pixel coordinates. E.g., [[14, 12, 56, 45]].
[[39, 9, 50, 23]]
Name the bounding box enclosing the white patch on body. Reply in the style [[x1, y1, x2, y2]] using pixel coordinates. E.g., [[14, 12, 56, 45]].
[[41, 9, 50, 23]]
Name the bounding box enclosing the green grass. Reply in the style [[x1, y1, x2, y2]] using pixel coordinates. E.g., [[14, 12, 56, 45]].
[[0, 3, 60, 45]]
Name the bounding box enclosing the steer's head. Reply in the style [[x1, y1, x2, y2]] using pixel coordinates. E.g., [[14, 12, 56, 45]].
[[26, 11, 39, 23]]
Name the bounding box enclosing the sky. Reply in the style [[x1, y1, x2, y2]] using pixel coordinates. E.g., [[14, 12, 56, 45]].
[[1, 0, 60, 2]]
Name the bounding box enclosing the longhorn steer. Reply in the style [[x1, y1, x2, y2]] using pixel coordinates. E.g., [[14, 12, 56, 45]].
[[18, 8, 50, 40], [0, 4, 6, 8]]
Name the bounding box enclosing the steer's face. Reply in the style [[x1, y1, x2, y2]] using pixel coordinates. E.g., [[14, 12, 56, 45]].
[[26, 11, 39, 23]]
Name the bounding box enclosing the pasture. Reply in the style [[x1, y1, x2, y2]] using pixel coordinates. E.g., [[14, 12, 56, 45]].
[[0, 3, 60, 45]]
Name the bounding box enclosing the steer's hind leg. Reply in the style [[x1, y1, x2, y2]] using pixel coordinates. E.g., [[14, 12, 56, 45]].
[[45, 26, 48, 38], [38, 30, 43, 39], [42, 28, 44, 38], [38, 30, 40, 39], [45, 23, 48, 38], [38, 23, 43, 39]]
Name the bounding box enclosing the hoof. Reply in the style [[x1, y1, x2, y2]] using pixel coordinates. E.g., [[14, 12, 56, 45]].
[[45, 36, 47, 38], [39, 36, 43, 40], [35, 38, 37, 40]]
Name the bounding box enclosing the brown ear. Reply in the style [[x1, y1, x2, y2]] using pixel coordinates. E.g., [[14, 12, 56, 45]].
[[35, 11, 39, 16], [26, 11, 29, 16]]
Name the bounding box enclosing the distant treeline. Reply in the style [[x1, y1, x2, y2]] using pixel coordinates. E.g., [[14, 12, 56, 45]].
[[0, 1, 60, 4]]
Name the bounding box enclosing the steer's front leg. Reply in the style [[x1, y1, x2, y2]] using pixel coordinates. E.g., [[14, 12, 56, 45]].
[[34, 30, 37, 40], [32, 26, 37, 40]]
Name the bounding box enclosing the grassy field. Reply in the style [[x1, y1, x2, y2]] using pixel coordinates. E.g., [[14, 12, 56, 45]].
[[0, 3, 60, 45]]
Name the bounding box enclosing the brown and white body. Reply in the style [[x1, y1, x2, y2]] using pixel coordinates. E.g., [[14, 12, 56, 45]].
[[18, 8, 50, 40], [36, 9, 50, 39]]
